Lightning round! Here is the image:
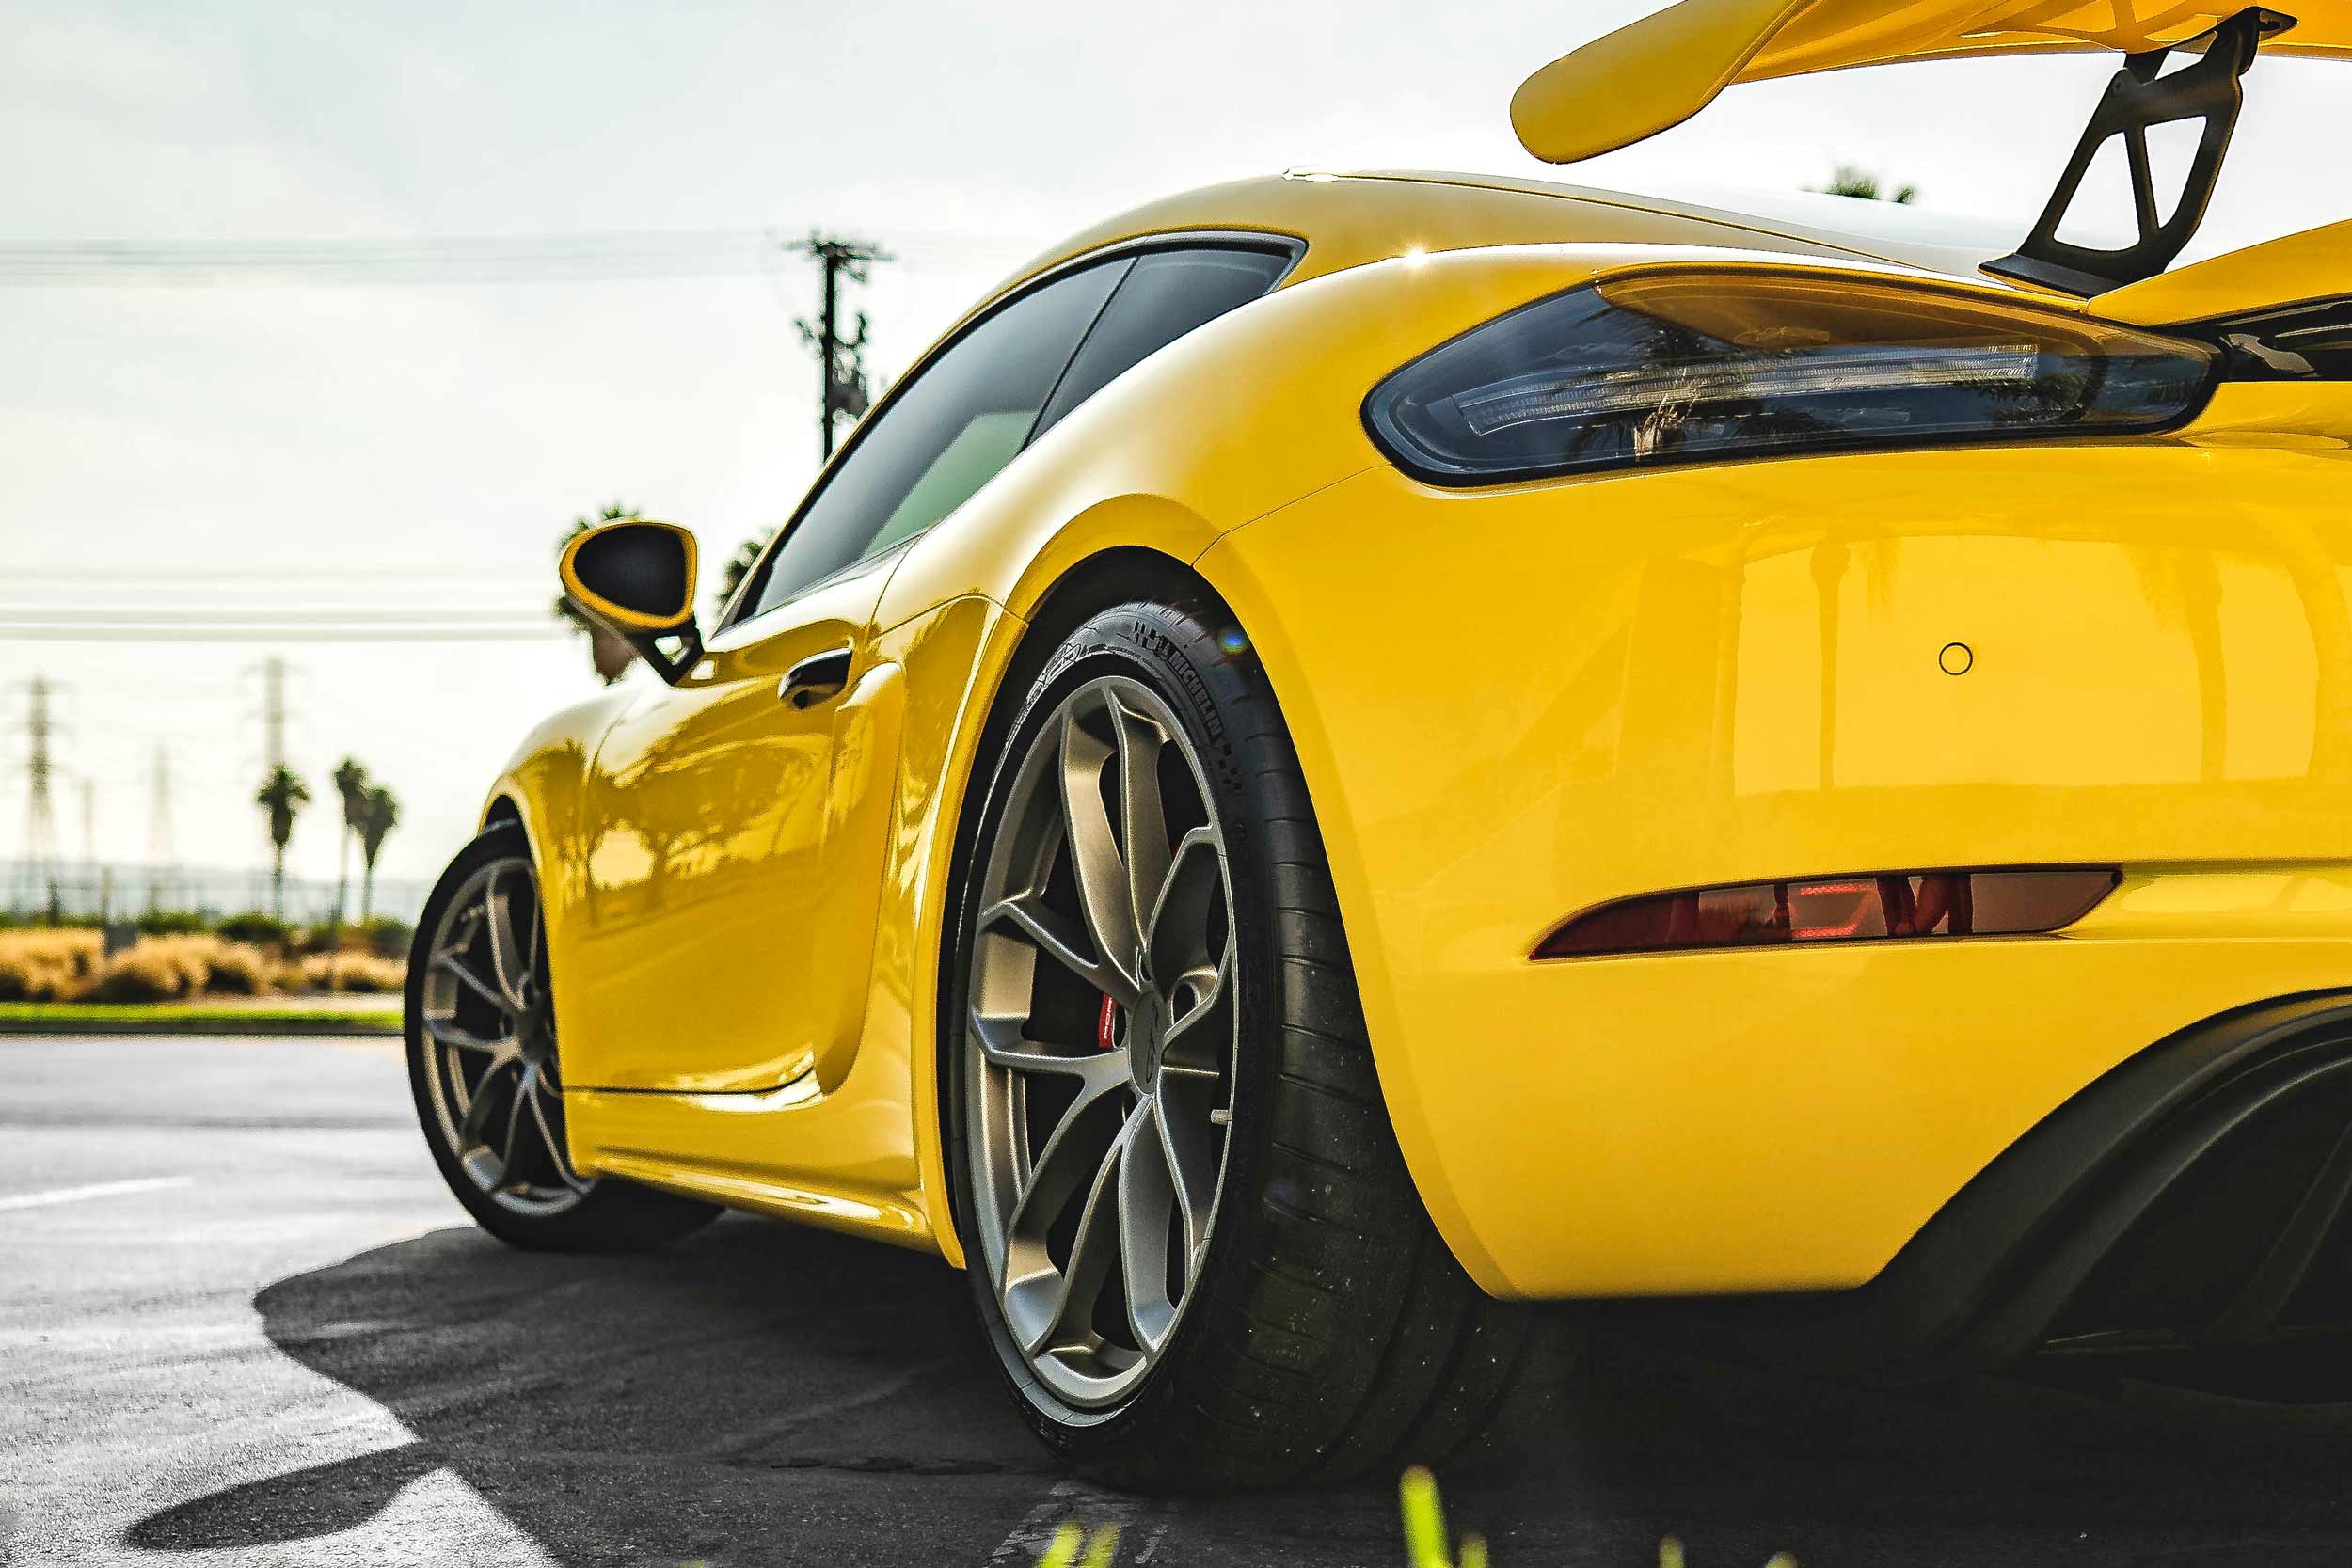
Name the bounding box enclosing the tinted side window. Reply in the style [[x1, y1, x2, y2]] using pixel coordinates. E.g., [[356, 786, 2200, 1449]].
[[743, 257, 1131, 619], [1029, 247, 1290, 441]]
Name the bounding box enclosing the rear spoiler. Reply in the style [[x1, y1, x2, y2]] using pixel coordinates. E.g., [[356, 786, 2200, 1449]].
[[1513, 1, 2351, 294]]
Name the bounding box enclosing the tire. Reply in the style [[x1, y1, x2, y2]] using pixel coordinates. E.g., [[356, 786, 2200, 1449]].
[[946, 597, 1574, 1491], [405, 819, 718, 1251]]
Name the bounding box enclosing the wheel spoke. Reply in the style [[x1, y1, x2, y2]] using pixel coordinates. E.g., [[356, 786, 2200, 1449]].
[[1120, 1100, 1181, 1352], [1146, 826, 1222, 993], [1008, 1111, 1136, 1356], [495, 1067, 533, 1186], [1059, 707, 1142, 993], [423, 1010, 516, 1059], [1152, 1090, 1216, 1281], [484, 869, 533, 1012], [433, 945, 509, 1018], [1158, 948, 1232, 1079], [979, 894, 1136, 1008], [973, 1006, 1127, 1083], [1106, 693, 1172, 953], [460, 1057, 517, 1149], [1005, 1074, 1124, 1249], [528, 1078, 589, 1192]]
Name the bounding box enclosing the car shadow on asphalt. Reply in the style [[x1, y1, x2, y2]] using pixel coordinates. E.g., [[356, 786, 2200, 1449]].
[[119, 1212, 2352, 1566]]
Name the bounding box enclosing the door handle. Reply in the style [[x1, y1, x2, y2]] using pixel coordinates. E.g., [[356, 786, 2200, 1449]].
[[779, 645, 854, 710]]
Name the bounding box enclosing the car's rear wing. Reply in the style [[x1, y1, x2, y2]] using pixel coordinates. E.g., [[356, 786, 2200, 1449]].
[[1514, 1, 2350, 294]]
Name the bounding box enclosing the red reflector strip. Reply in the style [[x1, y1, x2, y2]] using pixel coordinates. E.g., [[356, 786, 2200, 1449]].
[[1533, 867, 2121, 960]]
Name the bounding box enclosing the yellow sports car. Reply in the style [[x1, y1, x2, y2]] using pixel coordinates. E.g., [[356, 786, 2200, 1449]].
[[406, 0, 2352, 1488]]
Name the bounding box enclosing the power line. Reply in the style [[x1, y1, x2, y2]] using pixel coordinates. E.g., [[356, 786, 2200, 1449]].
[[0, 625, 569, 643], [7, 563, 547, 579], [0, 606, 553, 625], [0, 228, 1033, 287]]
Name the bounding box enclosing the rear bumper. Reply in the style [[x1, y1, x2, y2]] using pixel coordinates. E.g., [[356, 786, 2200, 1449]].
[[1366, 870, 2352, 1301], [1726, 989, 2352, 1384]]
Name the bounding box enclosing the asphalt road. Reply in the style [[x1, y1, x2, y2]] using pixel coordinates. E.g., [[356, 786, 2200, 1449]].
[[16, 1037, 2352, 1567]]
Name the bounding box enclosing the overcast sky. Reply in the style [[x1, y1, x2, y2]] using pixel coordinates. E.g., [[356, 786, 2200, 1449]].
[[5, 0, 2346, 894]]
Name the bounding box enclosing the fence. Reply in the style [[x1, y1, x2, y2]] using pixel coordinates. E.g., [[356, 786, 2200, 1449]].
[[0, 860, 428, 927]]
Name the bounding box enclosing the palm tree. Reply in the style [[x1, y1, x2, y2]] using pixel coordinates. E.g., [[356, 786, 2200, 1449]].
[[556, 503, 644, 683], [1814, 164, 1918, 204], [255, 766, 311, 919], [330, 758, 369, 927], [717, 531, 772, 617], [356, 784, 400, 921]]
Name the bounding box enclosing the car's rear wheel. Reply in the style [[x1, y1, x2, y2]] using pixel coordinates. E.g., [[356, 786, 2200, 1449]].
[[405, 821, 717, 1251], [947, 598, 1573, 1491]]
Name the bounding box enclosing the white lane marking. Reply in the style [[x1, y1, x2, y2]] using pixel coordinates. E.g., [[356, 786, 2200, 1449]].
[[985, 1477, 1166, 1566], [0, 1175, 193, 1212]]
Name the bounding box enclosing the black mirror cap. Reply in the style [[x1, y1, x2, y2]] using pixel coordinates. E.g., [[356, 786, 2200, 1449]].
[[561, 520, 697, 631]]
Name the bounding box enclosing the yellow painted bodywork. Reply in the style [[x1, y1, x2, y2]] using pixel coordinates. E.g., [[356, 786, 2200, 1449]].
[[2096, 219, 2352, 325], [1513, 0, 2352, 166], [480, 170, 2352, 1295]]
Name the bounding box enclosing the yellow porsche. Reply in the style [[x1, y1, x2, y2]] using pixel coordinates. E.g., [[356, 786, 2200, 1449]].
[[406, 0, 2352, 1488]]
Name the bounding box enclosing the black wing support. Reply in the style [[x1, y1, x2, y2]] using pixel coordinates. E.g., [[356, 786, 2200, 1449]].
[[1985, 8, 2296, 296]]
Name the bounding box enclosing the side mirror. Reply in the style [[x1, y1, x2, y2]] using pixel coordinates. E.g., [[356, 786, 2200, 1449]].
[[559, 520, 705, 684]]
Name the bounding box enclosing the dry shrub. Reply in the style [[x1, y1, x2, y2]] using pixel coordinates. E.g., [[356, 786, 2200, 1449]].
[[201, 942, 276, 996], [0, 927, 103, 1002], [86, 934, 213, 1002], [86, 945, 192, 1003], [292, 952, 407, 994], [67, 934, 281, 1004]]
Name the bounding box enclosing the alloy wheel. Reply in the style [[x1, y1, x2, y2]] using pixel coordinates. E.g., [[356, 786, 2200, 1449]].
[[966, 674, 1240, 1411], [418, 855, 593, 1216]]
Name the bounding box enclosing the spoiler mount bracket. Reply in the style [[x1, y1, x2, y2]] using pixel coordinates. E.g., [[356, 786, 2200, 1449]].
[[1986, 8, 2293, 296]]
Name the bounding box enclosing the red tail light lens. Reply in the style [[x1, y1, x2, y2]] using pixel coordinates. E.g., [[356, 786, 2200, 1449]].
[[1533, 867, 2121, 960]]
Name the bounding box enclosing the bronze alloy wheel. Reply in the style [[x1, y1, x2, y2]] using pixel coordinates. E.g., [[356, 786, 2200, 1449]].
[[416, 853, 593, 1216], [962, 672, 1240, 1411]]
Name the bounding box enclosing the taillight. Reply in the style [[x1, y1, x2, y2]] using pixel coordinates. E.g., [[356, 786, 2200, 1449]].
[[1532, 867, 2121, 960], [1364, 269, 2217, 484]]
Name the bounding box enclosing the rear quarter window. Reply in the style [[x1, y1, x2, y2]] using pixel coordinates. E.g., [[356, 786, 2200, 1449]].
[[1030, 246, 1291, 440]]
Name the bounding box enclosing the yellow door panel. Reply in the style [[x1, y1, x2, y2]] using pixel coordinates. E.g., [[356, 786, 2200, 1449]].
[[556, 595, 1017, 1257], [556, 554, 899, 1093]]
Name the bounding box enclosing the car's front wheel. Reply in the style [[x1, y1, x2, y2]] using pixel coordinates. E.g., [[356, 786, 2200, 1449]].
[[405, 820, 718, 1251], [946, 598, 1571, 1490]]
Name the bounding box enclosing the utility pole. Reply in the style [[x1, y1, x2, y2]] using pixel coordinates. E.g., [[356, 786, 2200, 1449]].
[[246, 654, 299, 909], [16, 676, 62, 921], [794, 233, 892, 461], [78, 775, 107, 924], [261, 655, 289, 772], [147, 745, 175, 914]]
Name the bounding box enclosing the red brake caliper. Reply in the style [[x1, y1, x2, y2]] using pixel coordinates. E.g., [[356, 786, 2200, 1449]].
[[1097, 993, 1119, 1052]]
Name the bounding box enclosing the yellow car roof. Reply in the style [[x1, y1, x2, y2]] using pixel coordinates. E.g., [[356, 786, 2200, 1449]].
[[1515, 0, 2352, 165]]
